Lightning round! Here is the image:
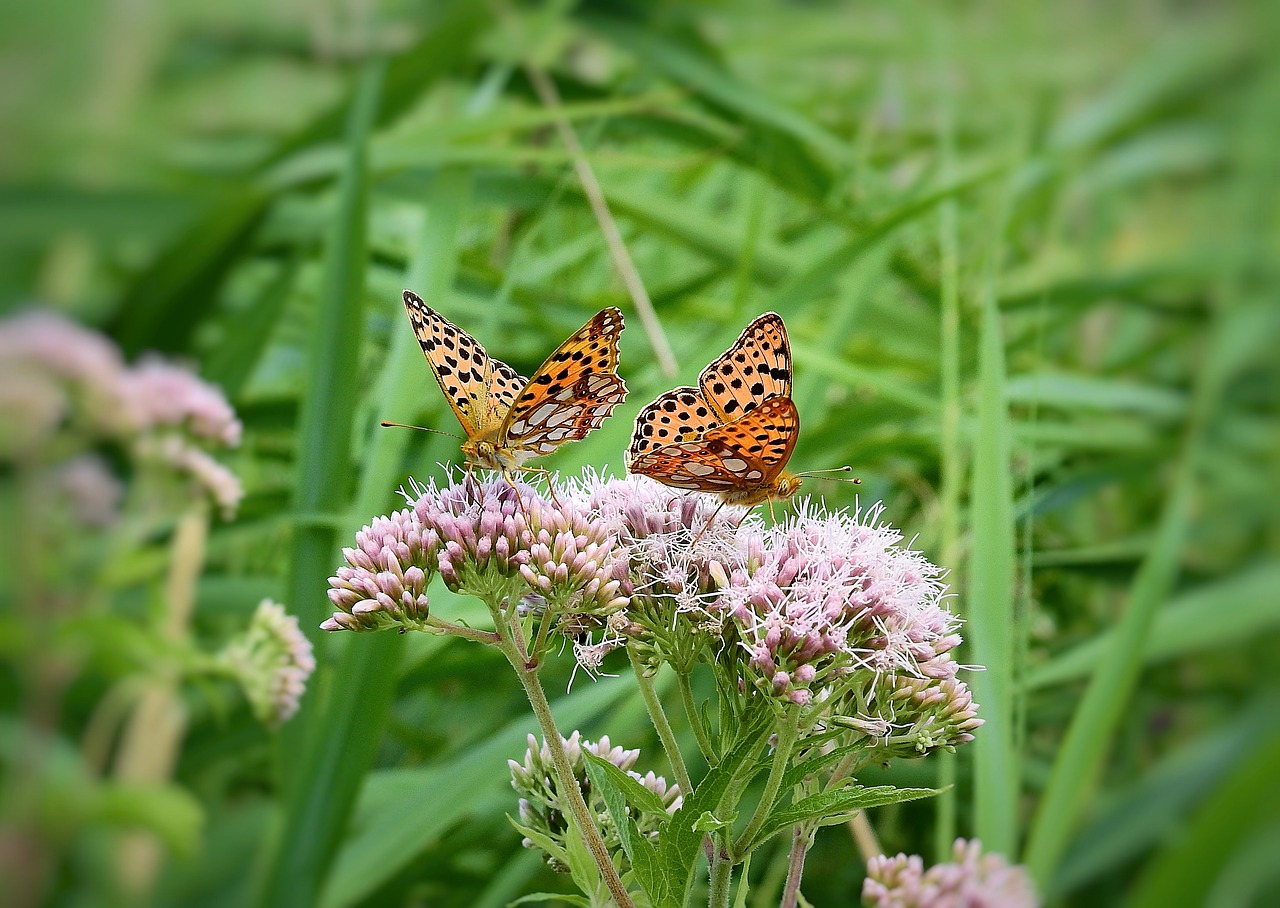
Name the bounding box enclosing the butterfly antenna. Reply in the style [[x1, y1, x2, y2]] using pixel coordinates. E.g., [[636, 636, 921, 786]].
[[379, 420, 463, 440], [798, 465, 862, 485]]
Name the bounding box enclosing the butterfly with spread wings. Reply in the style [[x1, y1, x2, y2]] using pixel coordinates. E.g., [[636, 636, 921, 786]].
[[400, 290, 627, 479], [626, 312, 809, 509]]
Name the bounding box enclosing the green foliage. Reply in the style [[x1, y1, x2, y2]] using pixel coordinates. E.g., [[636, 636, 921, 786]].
[[1, 0, 1276, 906]]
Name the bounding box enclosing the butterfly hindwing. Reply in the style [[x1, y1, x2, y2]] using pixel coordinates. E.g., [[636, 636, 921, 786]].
[[499, 307, 628, 456], [628, 397, 800, 492]]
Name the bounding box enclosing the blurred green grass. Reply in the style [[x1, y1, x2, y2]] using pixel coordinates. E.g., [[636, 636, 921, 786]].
[[2, 1, 1277, 906]]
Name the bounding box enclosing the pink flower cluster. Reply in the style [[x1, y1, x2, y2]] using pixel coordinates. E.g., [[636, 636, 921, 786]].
[[0, 309, 244, 516], [324, 475, 629, 632], [221, 599, 317, 728], [328, 473, 979, 754], [509, 731, 681, 866], [863, 838, 1038, 908]]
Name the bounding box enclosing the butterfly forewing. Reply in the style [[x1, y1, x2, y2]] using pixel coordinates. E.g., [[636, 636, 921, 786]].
[[626, 386, 722, 464], [402, 290, 527, 439], [697, 312, 791, 421], [498, 307, 628, 456], [629, 397, 800, 492]]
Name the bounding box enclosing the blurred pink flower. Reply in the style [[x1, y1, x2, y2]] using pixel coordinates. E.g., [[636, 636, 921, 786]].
[[864, 839, 1038, 908], [221, 599, 316, 728]]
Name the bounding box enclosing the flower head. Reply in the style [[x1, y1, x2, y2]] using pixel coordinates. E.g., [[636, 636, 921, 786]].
[[0, 309, 131, 457], [325, 507, 437, 632], [119, 356, 242, 446], [509, 731, 681, 869], [716, 500, 958, 708], [863, 838, 1038, 908], [0, 309, 244, 517], [221, 600, 317, 728], [325, 474, 630, 634]]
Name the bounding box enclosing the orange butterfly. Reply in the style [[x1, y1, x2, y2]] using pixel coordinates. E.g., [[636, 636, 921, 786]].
[[626, 312, 807, 509], [399, 290, 627, 480]]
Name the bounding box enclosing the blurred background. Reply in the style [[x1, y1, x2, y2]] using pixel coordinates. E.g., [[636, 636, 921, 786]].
[[1, 1, 1277, 906]]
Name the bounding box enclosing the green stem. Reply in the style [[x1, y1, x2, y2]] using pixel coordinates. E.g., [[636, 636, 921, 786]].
[[734, 707, 802, 857], [493, 614, 634, 908], [114, 504, 208, 897], [678, 670, 716, 764], [628, 649, 693, 796], [425, 616, 501, 646], [707, 844, 733, 908], [848, 810, 883, 863]]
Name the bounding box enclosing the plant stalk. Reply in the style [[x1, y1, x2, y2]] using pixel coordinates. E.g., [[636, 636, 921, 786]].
[[734, 706, 802, 857], [677, 670, 717, 763], [628, 649, 693, 796], [707, 843, 733, 908], [494, 609, 634, 908], [112, 503, 208, 897], [780, 824, 814, 908]]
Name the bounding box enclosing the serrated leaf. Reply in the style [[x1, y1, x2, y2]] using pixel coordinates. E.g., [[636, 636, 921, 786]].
[[743, 786, 939, 852], [510, 893, 593, 907], [656, 727, 768, 897], [583, 754, 670, 907], [776, 742, 868, 793], [582, 751, 670, 817]]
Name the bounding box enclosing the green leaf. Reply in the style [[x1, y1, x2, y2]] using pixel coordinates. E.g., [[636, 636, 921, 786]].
[[510, 894, 592, 907], [966, 206, 1020, 856], [656, 728, 768, 898], [741, 786, 938, 853], [584, 754, 670, 907]]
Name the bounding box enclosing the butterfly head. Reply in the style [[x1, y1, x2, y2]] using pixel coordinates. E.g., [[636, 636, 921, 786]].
[[773, 472, 804, 501], [463, 438, 533, 474]]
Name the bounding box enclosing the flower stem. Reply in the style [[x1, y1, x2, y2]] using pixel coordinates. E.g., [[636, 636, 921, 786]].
[[707, 843, 733, 908], [425, 616, 501, 645], [677, 669, 716, 764], [494, 617, 634, 908], [848, 810, 883, 863], [780, 824, 814, 908], [627, 649, 693, 796], [733, 705, 802, 858], [113, 503, 208, 897]]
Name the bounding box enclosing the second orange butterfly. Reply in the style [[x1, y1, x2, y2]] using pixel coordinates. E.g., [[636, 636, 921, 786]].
[[626, 312, 804, 508]]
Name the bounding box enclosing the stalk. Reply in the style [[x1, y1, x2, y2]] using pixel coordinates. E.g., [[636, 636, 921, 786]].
[[628, 649, 693, 796], [492, 603, 634, 908], [677, 670, 717, 763], [733, 706, 802, 856], [707, 844, 733, 908], [780, 824, 814, 908], [112, 504, 208, 896]]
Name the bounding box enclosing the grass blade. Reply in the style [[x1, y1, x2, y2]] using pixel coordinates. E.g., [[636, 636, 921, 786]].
[[257, 59, 386, 908], [965, 259, 1019, 856]]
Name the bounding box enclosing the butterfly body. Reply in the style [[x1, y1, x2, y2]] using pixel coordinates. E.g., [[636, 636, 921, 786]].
[[627, 312, 803, 507], [402, 290, 627, 475]]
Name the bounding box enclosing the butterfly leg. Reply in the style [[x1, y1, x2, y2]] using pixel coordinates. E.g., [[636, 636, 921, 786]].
[[498, 471, 533, 522], [688, 499, 729, 548], [517, 465, 565, 510]]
